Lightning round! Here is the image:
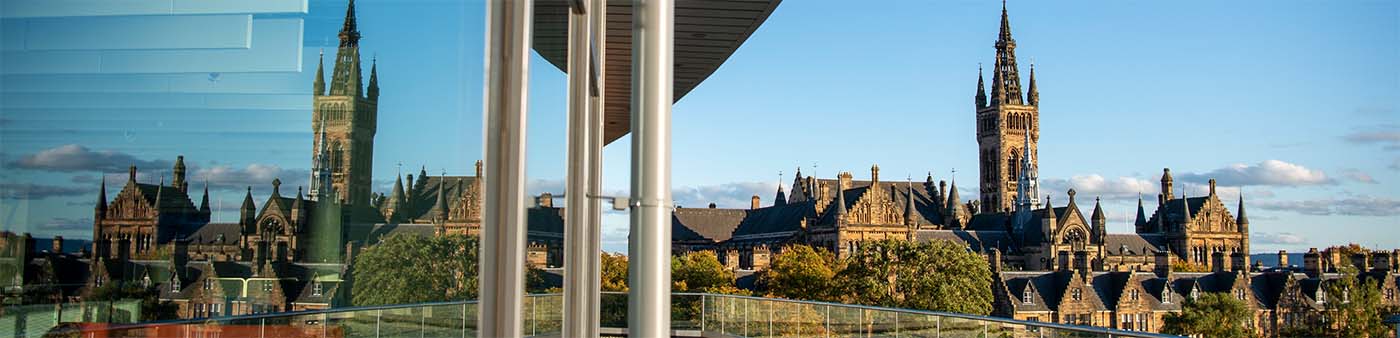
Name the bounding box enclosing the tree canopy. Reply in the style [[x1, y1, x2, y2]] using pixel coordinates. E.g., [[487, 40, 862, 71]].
[[351, 233, 478, 306], [832, 239, 994, 315], [1162, 292, 1253, 338], [757, 244, 839, 301], [671, 250, 733, 292]]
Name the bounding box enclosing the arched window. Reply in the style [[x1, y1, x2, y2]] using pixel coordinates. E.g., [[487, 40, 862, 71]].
[[1023, 288, 1034, 304], [331, 142, 344, 171]]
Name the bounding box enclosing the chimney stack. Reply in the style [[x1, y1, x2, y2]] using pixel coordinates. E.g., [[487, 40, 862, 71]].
[[52, 236, 63, 253], [1352, 252, 1370, 271], [1304, 248, 1322, 278], [1370, 250, 1390, 272], [1154, 251, 1173, 277], [1278, 250, 1289, 269], [537, 193, 554, 208], [750, 195, 761, 210]]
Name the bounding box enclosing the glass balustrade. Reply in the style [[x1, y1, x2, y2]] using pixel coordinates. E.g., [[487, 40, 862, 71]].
[[9, 293, 1180, 338]]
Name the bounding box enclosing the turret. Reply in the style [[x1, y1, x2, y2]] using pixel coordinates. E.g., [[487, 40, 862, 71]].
[[975, 64, 987, 108], [153, 176, 165, 211], [240, 187, 257, 232], [435, 173, 449, 221], [1179, 188, 1191, 231], [834, 185, 848, 226], [383, 173, 405, 222], [1042, 195, 1056, 238], [1026, 62, 1038, 106], [1134, 193, 1148, 233], [774, 176, 787, 206], [95, 176, 108, 219], [172, 155, 188, 193], [199, 181, 211, 214], [1160, 168, 1175, 200], [367, 57, 380, 101], [944, 178, 964, 228], [905, 180, 918, 227], [291, 186, 305, 224], [1236, 193, 1249, 232], [1090, 196, 1106, 242], [314, 49, 326, 96]]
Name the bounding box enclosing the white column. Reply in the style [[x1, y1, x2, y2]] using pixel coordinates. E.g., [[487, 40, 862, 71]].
[[586, 0, 607, 334], [563, 0, 598, 336], [628, 0, 674, 337], [480, 0, 531, 336]]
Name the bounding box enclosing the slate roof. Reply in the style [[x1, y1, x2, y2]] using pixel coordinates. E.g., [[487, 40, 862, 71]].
[[916, 230, 1010, 253], [1146, 196, 1215, 227], [130, 183, 199, 213], [185, 223, 241, 244], [731, 201, 815, 239], [400, 175, 477, 220], [672, 208, 746, 243], [1103, 234, 1166, 255]]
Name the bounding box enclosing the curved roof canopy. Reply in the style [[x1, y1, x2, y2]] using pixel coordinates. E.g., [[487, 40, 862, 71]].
[[532, 0, 782, 144]]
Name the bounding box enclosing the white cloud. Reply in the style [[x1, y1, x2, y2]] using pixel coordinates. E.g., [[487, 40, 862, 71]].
[[9, 144, 171, 173], [673, 181, 774, 209], [1341, 169, 1378, 184], [194, 164, 308, 191], [1253, 232, 1307, 245], [1343, 127, 1400, 151], [1042, 175, 1157, 201], [1178, 160, 1332, 186], [1255, 196, 1400, 217]]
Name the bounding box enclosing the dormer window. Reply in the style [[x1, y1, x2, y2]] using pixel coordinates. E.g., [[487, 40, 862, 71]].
[[172, 277, 181, 290], [1190, 287, 1199, 301], [1316, 288, 1326, 304], [141, 275, 151, 288], [1162, 287, 1172, 304], [1023, 288, 1034, 304], [1071, 288, 1083, 301], [312, 281, 324, 296]]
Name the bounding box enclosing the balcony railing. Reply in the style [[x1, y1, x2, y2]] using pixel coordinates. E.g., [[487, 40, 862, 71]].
[[26, 293, 1179, 338]]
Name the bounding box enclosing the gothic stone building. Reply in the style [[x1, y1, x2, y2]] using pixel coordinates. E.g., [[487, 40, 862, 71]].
[[669, 3, 1250, 275]]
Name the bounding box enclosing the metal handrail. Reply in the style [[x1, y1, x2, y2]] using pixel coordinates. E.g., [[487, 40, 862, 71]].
[[75, 292, 1178, 337], [665, 292, 1180, 338]]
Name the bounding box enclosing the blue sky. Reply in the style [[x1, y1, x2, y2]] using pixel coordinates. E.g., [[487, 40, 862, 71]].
[[1, 0, 1396, 254]]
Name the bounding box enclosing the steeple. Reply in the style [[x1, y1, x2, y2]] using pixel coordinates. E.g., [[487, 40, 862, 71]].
[[975, 64, 987, 108], [1015, 131, 1040, 211], [774, 185, 787, 206], [309, 112, 332, 202], [314, 50, 326, 96], [1134, 193, 1148, 231], [991, 0, 1024, 106], [240, 186, 257, 231], [1091, 196, 1106, 240], [1179, 187, 1192, 230], [945, 178, 964, 228], [1160, 168, 1175, 200], [905, 180, 918, 227], [172, 155, 187, 193], [154, 176, 165, 210], [338, 0, 361, 48], [199, 181, 210, 213], [1027, 62, 1038, 106], [367, 57, 379, 101], [383, 171, 405, 222], [329, 0, 363, 97], [834, 184, 848, 226], [436, 172, 448, 221], [96, 176, 108, 215]]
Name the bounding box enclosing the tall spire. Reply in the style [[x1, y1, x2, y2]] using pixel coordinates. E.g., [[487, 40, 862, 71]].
[[905, 179, 918, 226], [314, 49, 326, 96], [1091, 196, 1106, 240], [991, 0, 1023, 106], [1027, 62, 1038, 106], [945, 177, 964, 228], [1179, 187, 1192, 230], [96, 175, 108, 213], [975, 63, 987, 108], [154, 176, 165, 210], [367, 56, 379, 100], [834, 184, 848, 225], [1134, 193, 1148, 231], [338, 0, 361, 47], [309, 111, 331, 202], [199, 181, 210, 213], [436, 171, 448, 220]]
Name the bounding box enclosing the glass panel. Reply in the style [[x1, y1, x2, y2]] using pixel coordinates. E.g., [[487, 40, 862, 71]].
[[897, 312, 939, 338], [939, 315, 985, 338]]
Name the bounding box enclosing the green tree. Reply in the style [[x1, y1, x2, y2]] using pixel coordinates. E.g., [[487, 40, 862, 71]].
[[87, 282, 177, 321], [671, 250, 733, 293], [1162, 292, 1253, 338], [351, 233, 478, 306], [833, 239, 993, 315], [757, 244, 838, 301], [601, 252, 629, 292], [1321, 265, 1391, 338]]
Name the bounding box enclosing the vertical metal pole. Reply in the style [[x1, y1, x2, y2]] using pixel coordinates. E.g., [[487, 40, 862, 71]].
[[481, 0, 532, 337], [584, 0, 608, 334], [768, 300, 773, 336], [563, 1, 598, 337], [627, 0, 673, 337], [744, 299, 749, 337], [701, 295, 707, 332], [375, 309, 382, 338]]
